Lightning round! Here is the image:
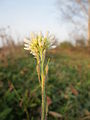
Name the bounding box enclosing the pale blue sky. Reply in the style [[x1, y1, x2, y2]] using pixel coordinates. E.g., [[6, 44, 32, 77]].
[[0, 0, 69, 42]]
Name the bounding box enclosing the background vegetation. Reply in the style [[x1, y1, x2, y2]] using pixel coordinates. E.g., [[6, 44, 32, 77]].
[[0, 42, 90, 120]]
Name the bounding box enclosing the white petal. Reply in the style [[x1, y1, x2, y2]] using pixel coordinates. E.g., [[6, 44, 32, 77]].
[[30, 51, 33, 54], [32, 53, 37, 56], [51, 45, 56, 48], [24, 38, 30, 44], [49, 35, 55, 40], [24, 47, 30, 50], [24, 44, 29, 47], [50, 39, 55, 44]]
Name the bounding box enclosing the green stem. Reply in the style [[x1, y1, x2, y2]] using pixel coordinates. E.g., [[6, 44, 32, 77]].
[[25, 108, 30, 120], [12, 83, 21, 101], [41, 52, 46, 120]]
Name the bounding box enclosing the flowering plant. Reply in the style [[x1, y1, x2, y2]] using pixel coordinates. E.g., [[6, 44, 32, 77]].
[[24, 32, 55, 120]]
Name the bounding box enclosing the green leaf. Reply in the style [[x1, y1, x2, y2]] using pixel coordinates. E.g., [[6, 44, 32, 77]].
[[0, 108, 12, 120]]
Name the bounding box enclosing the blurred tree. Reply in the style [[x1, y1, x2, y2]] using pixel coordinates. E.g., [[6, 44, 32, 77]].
[[56, 0, 90, 46], [60, 41, 73, 48], [0, 26, 15, 47], [75, 39, 86, 47], [0, 26, 16, 56]]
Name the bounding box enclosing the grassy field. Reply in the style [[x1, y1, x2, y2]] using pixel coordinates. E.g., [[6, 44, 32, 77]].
[[0, 46, 90, 120]]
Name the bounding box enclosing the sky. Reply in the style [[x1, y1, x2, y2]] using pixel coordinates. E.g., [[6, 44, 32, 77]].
[[0, 0, 70, 42]]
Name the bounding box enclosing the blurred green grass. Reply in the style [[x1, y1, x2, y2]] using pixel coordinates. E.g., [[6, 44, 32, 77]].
[[0, 46, 90, 120]]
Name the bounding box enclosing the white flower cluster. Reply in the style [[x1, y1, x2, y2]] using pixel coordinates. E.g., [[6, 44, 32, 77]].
[[24, 32, 56, 58]]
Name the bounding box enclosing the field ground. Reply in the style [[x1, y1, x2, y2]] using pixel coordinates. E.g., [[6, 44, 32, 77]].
[[0, 46, 90, 120]]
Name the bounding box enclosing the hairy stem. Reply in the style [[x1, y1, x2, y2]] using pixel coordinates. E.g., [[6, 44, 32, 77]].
[[41, 52, 46, 120]]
